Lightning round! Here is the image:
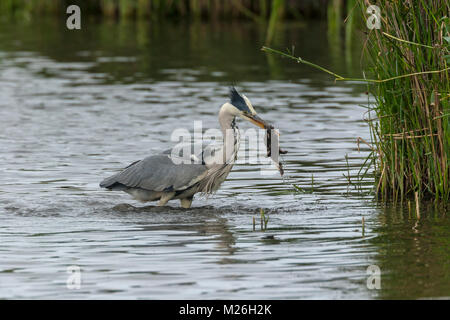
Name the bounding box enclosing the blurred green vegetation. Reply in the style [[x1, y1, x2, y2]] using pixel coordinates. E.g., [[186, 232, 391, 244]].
[[0, 15, 366, 83], [0, 0, 329, 20], [0, 0, 362, 46], [0, 0, 365, 77]]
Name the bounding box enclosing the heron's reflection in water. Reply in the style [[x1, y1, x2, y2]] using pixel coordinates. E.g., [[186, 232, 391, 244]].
[[111, 203, 238, 257]]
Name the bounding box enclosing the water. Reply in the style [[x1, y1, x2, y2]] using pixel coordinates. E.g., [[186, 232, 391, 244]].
[[0, 18, 449, 299]]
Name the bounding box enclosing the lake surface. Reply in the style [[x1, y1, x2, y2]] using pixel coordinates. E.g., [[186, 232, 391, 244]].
[[0, 17, 449, 299]]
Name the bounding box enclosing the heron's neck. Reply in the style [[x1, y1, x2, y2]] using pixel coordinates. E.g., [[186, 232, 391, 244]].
[[218, 108, 240, 163]]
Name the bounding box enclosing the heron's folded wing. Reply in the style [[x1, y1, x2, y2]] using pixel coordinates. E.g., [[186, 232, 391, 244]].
[[103, 155, 208, 192], [162, 140, 219, 165]]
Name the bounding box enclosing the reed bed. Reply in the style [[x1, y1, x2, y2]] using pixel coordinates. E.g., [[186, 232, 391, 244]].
[[362, 0, 449, 202]]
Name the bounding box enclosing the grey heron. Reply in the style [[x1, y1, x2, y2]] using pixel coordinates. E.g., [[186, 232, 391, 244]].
[[100, 87, 270, 208]]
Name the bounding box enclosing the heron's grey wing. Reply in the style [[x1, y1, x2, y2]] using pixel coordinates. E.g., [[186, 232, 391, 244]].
[[100, 154, 208, 192], [162, 140, 221, 166], [162, 141, 206, 156]]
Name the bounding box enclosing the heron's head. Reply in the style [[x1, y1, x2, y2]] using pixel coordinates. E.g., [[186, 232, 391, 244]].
[[226, 87, 269, 129]]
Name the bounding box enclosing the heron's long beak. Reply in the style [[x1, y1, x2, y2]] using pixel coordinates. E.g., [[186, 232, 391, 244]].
[[241, 113, 269, 129]]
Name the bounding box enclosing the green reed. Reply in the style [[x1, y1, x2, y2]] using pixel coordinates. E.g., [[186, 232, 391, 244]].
[[252, 209, 269, 231]]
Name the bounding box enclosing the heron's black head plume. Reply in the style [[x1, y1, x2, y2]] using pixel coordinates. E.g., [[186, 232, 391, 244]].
[[229, 87, 248, 112]]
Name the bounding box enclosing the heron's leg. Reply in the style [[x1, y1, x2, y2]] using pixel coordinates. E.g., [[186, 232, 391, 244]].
[[158, 192, 175, 206], [180, 197, 193, 209]]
